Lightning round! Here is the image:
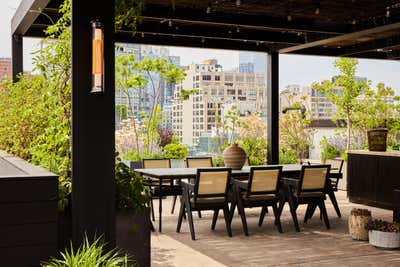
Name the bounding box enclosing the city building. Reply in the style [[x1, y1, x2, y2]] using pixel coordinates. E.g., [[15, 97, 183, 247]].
[[238, 52, 268, 82], [172, 59, 267, 146], [0, 58, 12, 82]]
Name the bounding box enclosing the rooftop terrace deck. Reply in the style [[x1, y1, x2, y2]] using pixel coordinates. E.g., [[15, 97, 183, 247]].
[[152, 191, 400, 266]]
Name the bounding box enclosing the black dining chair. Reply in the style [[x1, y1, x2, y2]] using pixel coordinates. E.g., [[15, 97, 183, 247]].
[[230, 166, 283, 236], [176, 168, 232, 240], [279, 165, 331, 232]]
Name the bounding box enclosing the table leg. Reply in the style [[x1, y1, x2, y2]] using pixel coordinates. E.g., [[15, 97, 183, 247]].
[[159, 178, 163, 232]]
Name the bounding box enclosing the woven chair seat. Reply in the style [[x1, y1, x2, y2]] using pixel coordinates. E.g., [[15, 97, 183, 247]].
[[190, 197, 225, 204], [242, 193, 276, 201]]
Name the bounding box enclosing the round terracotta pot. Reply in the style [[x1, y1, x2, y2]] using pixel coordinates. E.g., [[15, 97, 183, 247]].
[[222, 143, 246, 170]]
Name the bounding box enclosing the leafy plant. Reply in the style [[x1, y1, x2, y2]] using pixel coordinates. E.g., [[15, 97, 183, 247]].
[[365, 219, 400, 233], [42, 235, 134, 267], [320, 137, 340, 162], [180, 89, 199, 100], [279, 145, 299, 164], [115, 153, 150, 214], [163, 143, 188, 159], [123, 151, 163, 162], [350, 208, 371, 217]]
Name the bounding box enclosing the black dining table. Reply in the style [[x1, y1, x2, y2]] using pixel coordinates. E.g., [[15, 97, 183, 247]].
[[134, 164, 310, 232]]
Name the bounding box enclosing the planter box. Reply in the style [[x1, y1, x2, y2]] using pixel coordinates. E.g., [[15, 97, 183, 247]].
[[369, 230, 400, 249], [116, 209, 151, 267]]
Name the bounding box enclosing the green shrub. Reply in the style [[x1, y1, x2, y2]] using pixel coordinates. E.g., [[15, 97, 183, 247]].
[[320, 137, 340, 162], [123, 151, 163, 161], [240, 137, 267, 165], [279, 145, 298, 164], [163, 143, 188, 159], [42, 235, 134, 267]]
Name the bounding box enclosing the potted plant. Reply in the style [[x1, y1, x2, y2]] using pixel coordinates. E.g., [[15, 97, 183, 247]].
[[348, 208, 371, 241], [366, 219, 400, 249], [115, 153, 151, 267], [163, 143, 188, 168]]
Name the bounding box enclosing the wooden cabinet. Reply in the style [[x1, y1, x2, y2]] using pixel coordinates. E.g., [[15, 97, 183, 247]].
[[348, 150, 400, 209]]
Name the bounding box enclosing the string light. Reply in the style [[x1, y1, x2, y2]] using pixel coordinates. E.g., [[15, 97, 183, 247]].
[[236, 26, 240, 33], [287, 14, 292, 21], [168, 20, 172, 27], [386, 7, 390, 18], [206, 6, 211, 14], [141, 32, 144, 38], [315, 7, 320, 15], [352, 19, 356, 25], [201, 37, 205, 43], [236, 0, 241, 7]]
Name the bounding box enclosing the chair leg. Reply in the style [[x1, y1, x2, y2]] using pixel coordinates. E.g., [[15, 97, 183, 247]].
[[176, 197, 186, 233], [319, 200, 330, 230], [304, 204, 313, 223], [328, 190, 342, 218], [229, 201, 236, 224], [272, 203, 283, 233], [211, 209, 219, 230], [150, 197, 155, 222], [287, 193, 300, 232], [236, 195, 249, 236], [223, 205, 233, 237], [198, 211, 202, 218], [183, 192, 196, 240], [171, 196, 177, 214], [259, 206, 268, 227]]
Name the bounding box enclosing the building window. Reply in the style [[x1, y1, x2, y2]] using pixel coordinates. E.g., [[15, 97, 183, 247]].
[[224, 75, 233, 81], [215, 75, 220, 81], [227, 89, 235, 95], [202, 75, 211, 81], [211, 89, 217, 95]]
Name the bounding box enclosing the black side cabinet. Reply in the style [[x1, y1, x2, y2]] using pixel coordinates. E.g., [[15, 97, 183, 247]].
[[0, 152, 58, 266]]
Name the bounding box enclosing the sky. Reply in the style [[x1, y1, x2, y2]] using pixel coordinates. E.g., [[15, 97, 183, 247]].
[[2, 0, 400, 93]]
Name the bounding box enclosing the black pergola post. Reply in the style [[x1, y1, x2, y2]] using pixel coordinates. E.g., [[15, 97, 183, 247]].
[[267, 52, 279, 164], [71, 0, 116, 246], [12, 34, 23, 82]]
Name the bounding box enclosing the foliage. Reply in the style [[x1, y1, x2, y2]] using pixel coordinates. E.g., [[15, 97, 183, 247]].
[[115, 153, 150, 213], [212, 155, 225, 167], [365, 219, 400, 233], [350, 208, 371, 217], [279, 145, 298, 164], [115, 0, 144, 33], [320, 137, 340, 162], [313, 58, 368, 151], [123, 151, 163, 162], [42, 235, 134, 267], [279, 95, 314, 161], [214, 105, 241, 147], [180, 89, 199, 100], [163, 143, 188, 159], [238, 114, 267, 165], [158, 127, 174, 148], [116, 104, 128, 121], [0, 0, 72, 211]]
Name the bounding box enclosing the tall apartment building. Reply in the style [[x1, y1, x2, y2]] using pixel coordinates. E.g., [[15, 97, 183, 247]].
[[0, 58, 12, 82], [115, 44, 180, 128], [172, 59, 266, 146]]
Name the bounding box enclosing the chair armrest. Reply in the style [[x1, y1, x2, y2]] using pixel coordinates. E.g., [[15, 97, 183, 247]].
[[282, 177, 300, 188], [231, 178, 249, 190], [181, 180, 195, 191]]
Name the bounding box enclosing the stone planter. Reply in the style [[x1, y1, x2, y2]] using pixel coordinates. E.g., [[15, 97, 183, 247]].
[[348, 214, 371, 241], [170, 159, 185, 168], [222, 143, 246, 170], [367, 128, 388, 152], [369, 230, 400, 249], [116, 209, 151, 267]]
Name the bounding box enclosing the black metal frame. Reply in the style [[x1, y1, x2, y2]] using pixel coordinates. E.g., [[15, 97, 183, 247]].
[[230, 166, 283, 236], [176, 168, 232, 240]]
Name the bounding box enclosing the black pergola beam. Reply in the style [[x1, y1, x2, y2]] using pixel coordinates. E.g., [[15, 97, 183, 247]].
[[141, 4, 348, 35], [71, 0, 116, 246], [11, 35, 23, 82], [267, 52, 279, 164], [11, 0, 51, 35], [280, 22, 400, 54], [339, 36, 400, 57], [115, 31, 272, 52]]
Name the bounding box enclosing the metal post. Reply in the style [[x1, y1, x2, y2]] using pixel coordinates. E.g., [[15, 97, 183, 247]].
[[71, 0, 115, 246], [267, 52, 279, 164], [12, 34, 23, 82]]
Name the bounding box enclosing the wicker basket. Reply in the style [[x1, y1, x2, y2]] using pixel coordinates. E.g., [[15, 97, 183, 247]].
[[369, 230, 400, 249], [367, 128, 388, 152], [349, 214, 371, 241]]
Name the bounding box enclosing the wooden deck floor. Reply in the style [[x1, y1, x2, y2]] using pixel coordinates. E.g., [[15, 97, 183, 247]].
[[152, 191, 400, 266]]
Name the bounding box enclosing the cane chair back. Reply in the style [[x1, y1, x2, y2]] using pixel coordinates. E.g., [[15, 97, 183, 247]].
[[186, 157, 213, 168]]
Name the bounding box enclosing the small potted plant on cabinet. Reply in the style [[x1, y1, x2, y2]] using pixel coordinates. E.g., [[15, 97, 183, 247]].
[[366, 219, 400, 249]]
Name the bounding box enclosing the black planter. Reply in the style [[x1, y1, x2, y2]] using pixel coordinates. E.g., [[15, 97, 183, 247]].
[[58, 210, 72, 252], [116, 209, 151, 267]]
